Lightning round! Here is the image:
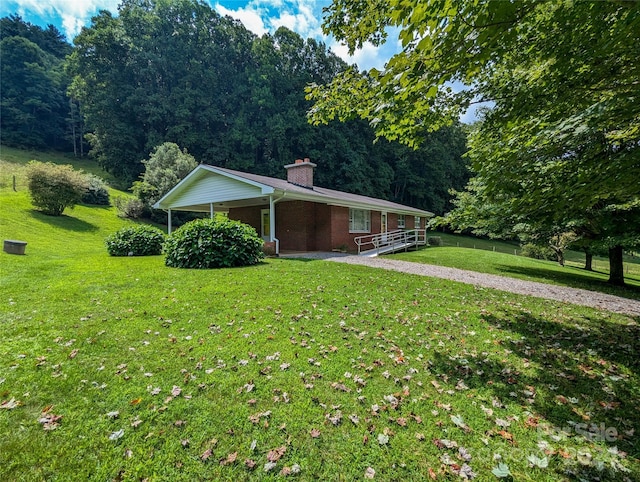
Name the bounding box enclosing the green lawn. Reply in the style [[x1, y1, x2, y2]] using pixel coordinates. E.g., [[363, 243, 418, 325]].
[[0, 145, 121, 190], [420, 231, 639, 270], [391, 235, 640, 301], [1, 152, 639, 480]]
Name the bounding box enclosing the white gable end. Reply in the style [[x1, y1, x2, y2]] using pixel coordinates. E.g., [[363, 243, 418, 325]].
[[165, 172, 265, 209]]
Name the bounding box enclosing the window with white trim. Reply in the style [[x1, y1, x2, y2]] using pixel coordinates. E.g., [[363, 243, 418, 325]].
[[397, 214, 405, 228], [349, 208, 370, 233], [414, 216, 421, 228]]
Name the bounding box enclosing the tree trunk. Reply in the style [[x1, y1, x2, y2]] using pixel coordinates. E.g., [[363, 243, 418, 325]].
[[550, 245, 564, 266], [584, 249, 593, 271], [608, 245, 625, 286]]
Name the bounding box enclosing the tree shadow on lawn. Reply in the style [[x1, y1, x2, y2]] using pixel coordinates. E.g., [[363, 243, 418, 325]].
[[427, 308, 640, 478], [495, 264, 640, 300], [28, 209, 98, 233]]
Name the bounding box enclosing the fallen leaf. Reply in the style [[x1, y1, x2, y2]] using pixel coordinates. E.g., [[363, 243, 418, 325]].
[[364, 467, 376, 479], [201, 449, 212, 461], [491, 463, 511, 478], [527, 454, 549, 468], [495, 418, 510, 428], [0, 398, 20, 409], [267, 446, 286, 462], [245, 459, 257, 470], [498, 430, 515, 444], [450, 414, 470, 431], [220, 451, 237, 466], [330, 382, 350, 392]]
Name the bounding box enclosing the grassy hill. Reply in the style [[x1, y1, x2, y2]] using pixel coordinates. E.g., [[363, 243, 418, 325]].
[[1, 147, 639, 480]]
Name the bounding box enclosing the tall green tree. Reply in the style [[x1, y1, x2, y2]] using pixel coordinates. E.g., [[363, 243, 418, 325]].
[[134, 141, 198, 206], [310, 0, 639, 285], [67, 0, 255, 181]]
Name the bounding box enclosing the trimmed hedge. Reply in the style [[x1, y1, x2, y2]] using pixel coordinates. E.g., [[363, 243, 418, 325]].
[[105, 225, 165, 256], [164, 218, 264, 269]]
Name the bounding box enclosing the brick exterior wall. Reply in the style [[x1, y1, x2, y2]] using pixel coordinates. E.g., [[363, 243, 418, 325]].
[[229, 202, 422, 254], [276, 201, 311, 251], [229, 206, 262, 234]]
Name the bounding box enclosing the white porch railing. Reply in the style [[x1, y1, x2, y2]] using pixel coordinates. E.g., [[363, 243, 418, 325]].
[[354, 229, 427, 256]]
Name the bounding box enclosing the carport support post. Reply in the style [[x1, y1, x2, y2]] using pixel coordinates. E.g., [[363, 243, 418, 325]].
[[167, 209, 172, 234], [269, 195, 277, 253]]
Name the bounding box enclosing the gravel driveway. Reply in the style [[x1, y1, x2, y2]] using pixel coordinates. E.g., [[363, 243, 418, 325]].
[[282, 252, 640, 317]]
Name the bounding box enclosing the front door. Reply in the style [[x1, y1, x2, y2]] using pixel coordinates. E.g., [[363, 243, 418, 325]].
[[381, 212, 388, 242], [261, 209, 270, 240]]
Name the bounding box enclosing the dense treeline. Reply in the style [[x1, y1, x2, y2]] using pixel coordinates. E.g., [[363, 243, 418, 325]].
[[0, 15, 74, 150], [1, 1, 468, 213]]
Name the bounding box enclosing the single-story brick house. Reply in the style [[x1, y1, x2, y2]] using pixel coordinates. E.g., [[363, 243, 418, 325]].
[[153, 158, 433, 254]]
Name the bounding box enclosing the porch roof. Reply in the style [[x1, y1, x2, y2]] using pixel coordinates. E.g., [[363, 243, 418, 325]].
[[153, 164, 434, 217]]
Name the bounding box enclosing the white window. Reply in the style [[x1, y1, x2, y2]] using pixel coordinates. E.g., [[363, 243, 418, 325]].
[[397, 214, 405, 228], [414, 216, 421, 228], [349, 208, 370, 233]]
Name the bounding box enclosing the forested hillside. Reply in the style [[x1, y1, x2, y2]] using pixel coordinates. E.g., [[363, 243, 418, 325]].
[[1, 0, 468, 214], [0, 15, 74, 151]]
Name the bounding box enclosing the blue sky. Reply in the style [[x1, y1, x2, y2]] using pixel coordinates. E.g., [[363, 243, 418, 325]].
[[0, 0, 399, 71]]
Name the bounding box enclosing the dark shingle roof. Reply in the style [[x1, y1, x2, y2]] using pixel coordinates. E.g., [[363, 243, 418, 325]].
[[210, 165, 433, 217]]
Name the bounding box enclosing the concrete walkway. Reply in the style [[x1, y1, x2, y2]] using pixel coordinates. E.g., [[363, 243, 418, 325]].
[[280, 252, 640, 317]]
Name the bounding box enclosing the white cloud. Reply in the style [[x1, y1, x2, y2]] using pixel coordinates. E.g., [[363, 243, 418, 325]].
[[215, 3, 268, 36], [328, 40, 390, 71], [61, 13, 86, 39], [214, 0, 323, 39]]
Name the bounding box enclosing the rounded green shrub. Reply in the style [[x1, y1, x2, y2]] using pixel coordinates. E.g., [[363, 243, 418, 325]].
[[520, 243, 555, 261], [427, 236, 443, 246], [26, 161, 88, 215], [105, 225, 165, 256], [113, 196, 147, 219], [82, 174, 110, 205], [164, 218, 264, 269]]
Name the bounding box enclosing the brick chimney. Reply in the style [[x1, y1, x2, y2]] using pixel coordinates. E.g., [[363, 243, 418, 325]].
[[284, 157, 316, 189]]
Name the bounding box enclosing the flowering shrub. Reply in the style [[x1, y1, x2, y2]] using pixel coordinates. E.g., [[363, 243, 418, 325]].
[[105, 225, 165, 256]]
